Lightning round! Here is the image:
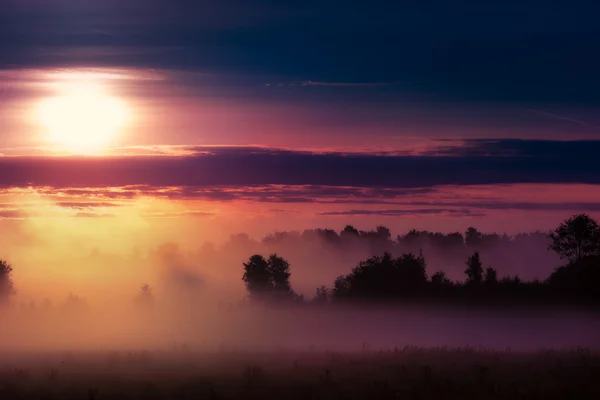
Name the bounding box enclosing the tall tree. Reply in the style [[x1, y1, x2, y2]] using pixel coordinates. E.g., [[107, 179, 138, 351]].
[[465, 251, 484, 284], [465, 227, 483, 247], [0, 259, 15, 306], [431, 271, 452, 286], [484, 267, 498, 285], [267, 254, 292, 295], [340, 225, 360, 241], [549, 214, 600, 264], [242, 254, 294, 300], [313, 285, 332, 303], [242, 255, 272, 298]]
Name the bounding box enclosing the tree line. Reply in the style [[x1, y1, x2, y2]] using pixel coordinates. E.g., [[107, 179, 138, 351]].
[[1, 213, 599, 308], [242, 214, 600, 307]]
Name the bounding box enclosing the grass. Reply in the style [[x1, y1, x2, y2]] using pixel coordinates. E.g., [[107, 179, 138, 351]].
[[0, 347, 599, 399]]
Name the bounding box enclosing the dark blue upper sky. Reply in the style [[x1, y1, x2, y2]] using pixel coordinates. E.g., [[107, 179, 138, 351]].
[[2, 0, 600, 104]]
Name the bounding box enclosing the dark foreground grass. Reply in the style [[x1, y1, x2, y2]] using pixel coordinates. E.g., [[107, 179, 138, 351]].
[[1, 347, 599, 399]]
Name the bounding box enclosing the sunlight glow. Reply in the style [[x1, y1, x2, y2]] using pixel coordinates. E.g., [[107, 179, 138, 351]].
[[36, 80, 130, 154]]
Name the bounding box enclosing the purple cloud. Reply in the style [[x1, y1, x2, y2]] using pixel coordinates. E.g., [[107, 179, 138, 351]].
[[0, 140, 598, 190]]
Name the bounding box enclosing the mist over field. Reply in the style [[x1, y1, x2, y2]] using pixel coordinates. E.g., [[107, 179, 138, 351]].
[[1, 298, 599, 354], [3, 222, 560, 302], [2, 222, 599, 355]]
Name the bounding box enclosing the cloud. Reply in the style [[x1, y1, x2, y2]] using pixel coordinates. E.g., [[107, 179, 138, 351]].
[[140, 211, 215, 218], [285, 80, 407, 87], [1, 1, 598, 105], [0, 140, 598, 190], [0, 209, 25, 219], [401, 201, 600, 212], [319, 209, 483, 217], [56, 201, 122, 209], [522, 108, 592, 128], [74, 212, 116, 218], [424, 138, 600, 158]]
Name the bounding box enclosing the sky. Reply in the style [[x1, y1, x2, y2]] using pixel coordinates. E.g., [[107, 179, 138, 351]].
[[1, 0, 600, 299]]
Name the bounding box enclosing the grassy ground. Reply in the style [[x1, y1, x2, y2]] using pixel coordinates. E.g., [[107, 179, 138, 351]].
[[0, 347, 599, 399]]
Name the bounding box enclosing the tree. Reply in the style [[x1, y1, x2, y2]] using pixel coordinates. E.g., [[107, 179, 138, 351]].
[[63, 293, 87, 312], [135, 284, 154, 308], [0, 259, 15, 306], [431, 271, 452, 286], [484, 267, 498, 285], [465, 251, 484, 284], [499, 275, 521, 285], [549, 214, 600, 264], [333, 275, 350, 298], [340, 225, 360, 241], [313, 285, 332, 303], [465, 227, 483, 247], [242, 255, 272, 298], [267, 254, 292, 295], [375, 226, 392, 241], [547, 255, 600, 291], [331, 252, 428, 300], [242, 254, 295, 301]]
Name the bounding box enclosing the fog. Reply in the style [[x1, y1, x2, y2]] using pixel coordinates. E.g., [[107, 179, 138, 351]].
[[1, 301, 599, 354], [3, 223, 598, 355]]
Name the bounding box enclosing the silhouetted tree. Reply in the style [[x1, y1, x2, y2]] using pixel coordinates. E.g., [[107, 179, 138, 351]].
[[549, 214, 600, 264], [0, 259, 15, 306], [242, 255, 272, 298], [375, 226, 392, 241], [342, 225, 359, 235], [136, 284, 154, 308], [313, 285, 332, 303], [484, 267, 498, 285], [360, 226, 392, 242], [431, 271, 452, 286], [499, 275, 521, 285], [63, 293, 87, 312], [263, 231, 301, 246], [465, 252, 484, 284], [332, 252, 428, 300], [340, 225, 360, 241], [333, 275, 350, 298], [465, 227, 483, 247], [267, 254, 292, 295], [242, 254, 295, 301], [547, 255, 600, 292]]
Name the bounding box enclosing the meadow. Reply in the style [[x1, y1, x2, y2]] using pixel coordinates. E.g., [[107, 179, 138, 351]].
[[1, 347, 599, 399]]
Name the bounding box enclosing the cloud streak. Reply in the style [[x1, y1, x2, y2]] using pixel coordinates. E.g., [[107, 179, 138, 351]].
[[0, 140, 598, 190], [285, 80, 407, 87], [318, 209, 483, 217], [523, 108, 592, 128]]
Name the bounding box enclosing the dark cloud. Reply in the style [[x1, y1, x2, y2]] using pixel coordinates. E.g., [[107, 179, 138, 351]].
[[1, 1, 599, 103], [0, 209, 25, 219], [427, 138, 600, 159], [319, 209, 482, 217], [74, 212, 116, 218], [10, 185, 600, 212], [402, 201, 600, 212], [0, 140, 598, 189], [56, 201, 122, 209], [140, 211, 215, 218], [286, 80, 407, 88]]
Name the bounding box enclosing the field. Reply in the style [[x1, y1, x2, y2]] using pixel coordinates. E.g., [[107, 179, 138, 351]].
[[1, 347, 599, 399]]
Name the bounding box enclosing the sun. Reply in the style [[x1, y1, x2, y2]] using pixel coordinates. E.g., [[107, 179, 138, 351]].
[[36, 81, 129, 154]]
